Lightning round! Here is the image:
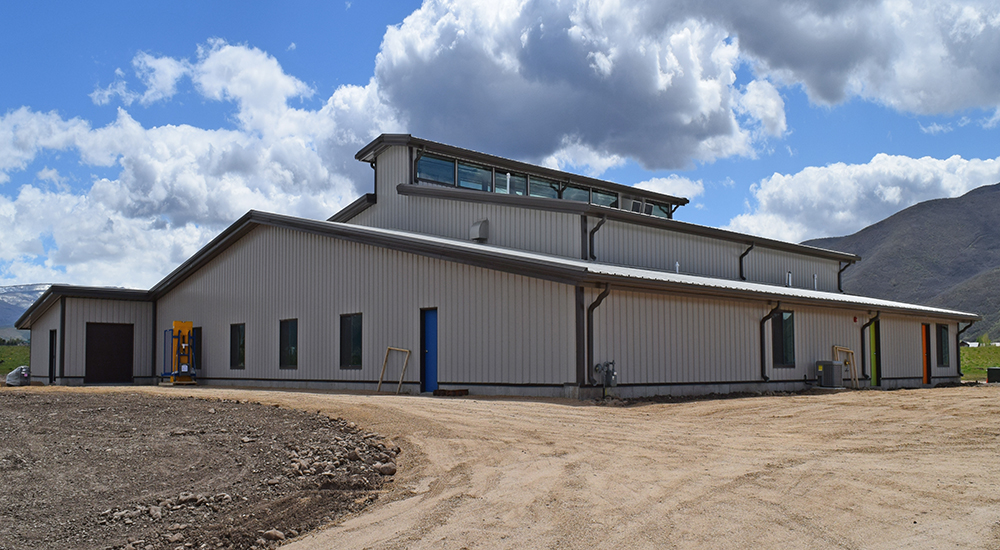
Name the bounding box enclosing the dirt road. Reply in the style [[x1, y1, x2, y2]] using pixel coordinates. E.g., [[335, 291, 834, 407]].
[[274, 386, 1000, 550], [8, 385, 1000, 549]]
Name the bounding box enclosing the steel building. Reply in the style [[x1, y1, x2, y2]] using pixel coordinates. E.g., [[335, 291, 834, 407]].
[[16, 135, 980, 397]]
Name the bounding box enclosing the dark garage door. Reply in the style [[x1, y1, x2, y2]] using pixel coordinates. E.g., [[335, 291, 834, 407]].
[[85, 323, 134, 384]]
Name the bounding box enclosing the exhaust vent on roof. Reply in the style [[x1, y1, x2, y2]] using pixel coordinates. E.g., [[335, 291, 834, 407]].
[[470, 219, 489, 243]]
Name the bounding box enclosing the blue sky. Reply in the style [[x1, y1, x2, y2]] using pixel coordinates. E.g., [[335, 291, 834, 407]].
[[1, 0, 998, 288]]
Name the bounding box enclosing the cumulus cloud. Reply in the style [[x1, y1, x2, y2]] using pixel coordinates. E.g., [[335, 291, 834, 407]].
[[635, 174, 705, 200], [134, 53, 190, 105], [726, 154, 1000, 242], [0, 40, 400, 287], [375, 1, 757, 170], [370, 0, 1000, 174]]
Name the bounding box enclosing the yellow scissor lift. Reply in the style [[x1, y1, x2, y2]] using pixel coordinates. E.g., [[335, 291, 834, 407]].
[[162, 321, 197, 385]]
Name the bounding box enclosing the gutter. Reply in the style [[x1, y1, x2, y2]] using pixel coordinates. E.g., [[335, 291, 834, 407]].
[[588, 215, 607, 261], [586, 284, 612, 386], [739, 243, 754, 281], [860, 312, 881, 380], [759, 302, 781, 381], [838, 261, 852, 293], [957, 321, 975, 377]]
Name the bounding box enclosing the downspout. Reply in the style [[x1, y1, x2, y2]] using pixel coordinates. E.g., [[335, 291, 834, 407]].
[[759, 302, 781, 382], [411, 147, 424, 185], [957, 321, 975, 378], [150, 300, 158, 381], [860, 312, 880, 380], [838, 262, 852, 293], [58, 296, 66, 382], [370, 160, 377, 196], [586, 284, 612, 386], [588, 215, 607, 261], [739, 243, 755, 281]]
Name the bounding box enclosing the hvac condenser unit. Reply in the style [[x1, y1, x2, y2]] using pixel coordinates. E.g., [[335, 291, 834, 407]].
[[816, 360, 844, 387]]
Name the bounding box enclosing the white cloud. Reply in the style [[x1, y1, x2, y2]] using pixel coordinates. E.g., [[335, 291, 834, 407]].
[[369, 0, 1000, 175], [375, 2, 761, 170], [540, 137, 625, 177], [635, 174, 705, 200], [0, 40, 401, 287], [738, 80, 786, 137], [920, 122, 953, 134], [726, 153, 1000, 242], [35, 167, 63, 185], [134, 52, 190, 105]]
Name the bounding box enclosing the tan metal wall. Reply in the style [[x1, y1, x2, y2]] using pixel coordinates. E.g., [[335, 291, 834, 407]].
[[60, 298, 153, 380], [353, 145, 843, 292], [28, 301, 61, 380], [155, 225, 577, 387], [876, 315, 959, 381], [591, 292, 888, 385], [353, 146, 584, 258], [590, 289, 764, 384]]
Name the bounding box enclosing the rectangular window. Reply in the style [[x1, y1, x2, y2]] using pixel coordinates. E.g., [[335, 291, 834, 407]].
[[772, 311, 795, 368], [230, 323, 245, 370], [458, 161, 492, 191], [528, 176, 560, 199], [562, 184, 590, 203], [279, 319, 297, 369], [494, 171, 509, 194], [193, 327, 202, 371], [648, 201, 673, 219], [936, 324, 950, 367], [591, 189, 619, 208], [416, 154, 455, 185], [340, 313, 363, 369], [508, 173, 527, 195]]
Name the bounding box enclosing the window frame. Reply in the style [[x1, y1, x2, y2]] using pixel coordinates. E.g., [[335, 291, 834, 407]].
[[230, 323, 245, 370], [936, 323, 950, 368], [771, 311, 796, 368], [279, 318, 298, 370], [340, 313, 363, 370], [415, 153, 457, 186]]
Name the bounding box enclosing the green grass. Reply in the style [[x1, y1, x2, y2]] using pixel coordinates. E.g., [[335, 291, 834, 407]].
[[0, 345, 30, 377], [961, 346, 1000, 381]]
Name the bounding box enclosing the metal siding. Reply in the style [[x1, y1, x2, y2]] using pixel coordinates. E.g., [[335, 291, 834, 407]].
[[590, 292, 888, 386], [28, 303, 61, 379], [156, 225, 577, 387], [878, 315, 924, 380], [62, 298, 152, 379], [746, 248, 840, 292], [791, 306, 870, 381], [591, 290, 763, 384], [595, 221, 741, 280], [349, 146, 851, 296]]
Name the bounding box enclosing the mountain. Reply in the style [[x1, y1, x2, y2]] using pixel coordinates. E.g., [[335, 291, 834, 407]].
[[804, 183, 1000, 340], [0, 283, 51, 341]]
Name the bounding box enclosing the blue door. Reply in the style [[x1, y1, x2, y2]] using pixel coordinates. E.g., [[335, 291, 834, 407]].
[[421, 309, 438, 393]]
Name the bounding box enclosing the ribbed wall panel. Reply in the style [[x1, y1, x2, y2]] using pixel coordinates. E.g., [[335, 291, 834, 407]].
[[591, 294, 913, 385], [156, 225, 576, 386], [746, 248, 839, 292], [595, 221, 742, 279], [874, 315, 958, 380], [28, 302, 61, 379], [61, 298, 153, 379], [591, 290, 764, 384], [878, 315, 924, 379], [792, 306, 870, 380], [353, 146, 847, 292]]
